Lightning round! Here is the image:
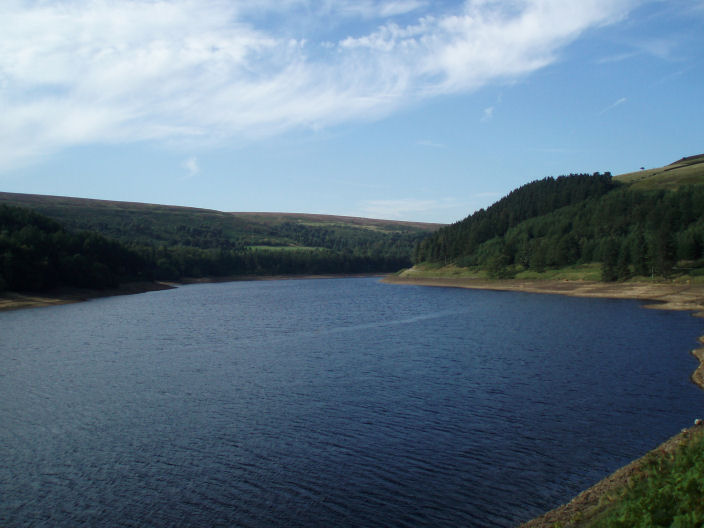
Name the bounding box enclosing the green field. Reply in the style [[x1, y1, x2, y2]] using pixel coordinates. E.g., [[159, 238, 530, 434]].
[[616, 153, 704, 190]]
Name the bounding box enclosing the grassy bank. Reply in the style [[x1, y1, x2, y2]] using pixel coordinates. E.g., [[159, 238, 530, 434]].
[[522, 423, 704, 528], [395, 262, 704, 284]]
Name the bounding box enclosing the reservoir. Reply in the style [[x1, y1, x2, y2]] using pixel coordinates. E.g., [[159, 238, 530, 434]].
[[1, 277, 703, 527]]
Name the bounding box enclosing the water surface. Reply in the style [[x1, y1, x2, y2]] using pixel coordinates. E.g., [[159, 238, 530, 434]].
[[1, 278, 702, 527]]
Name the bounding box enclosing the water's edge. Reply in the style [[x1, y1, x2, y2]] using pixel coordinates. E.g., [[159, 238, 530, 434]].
[[520, 422, 704, 527], [0, 274, 387, 312]]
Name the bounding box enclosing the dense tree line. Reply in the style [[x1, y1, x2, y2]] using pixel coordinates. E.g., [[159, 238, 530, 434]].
[[140, 245, 409, 281], [415, 174, 704, 281], [415, 173, 616, 264], [272, 221, 424, 259], [0, 204, 415, 293], [0, 204, 147, 291]]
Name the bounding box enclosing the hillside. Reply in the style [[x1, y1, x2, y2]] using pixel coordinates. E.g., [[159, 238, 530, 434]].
[[616, 153, 704, 190], [0, 204, 147, 292], [0, 193, 441, 289], [413, 155, 704, 281], [0, 192, 439, 250]]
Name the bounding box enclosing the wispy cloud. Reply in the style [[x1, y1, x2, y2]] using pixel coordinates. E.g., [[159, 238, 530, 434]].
[[0, 0, 639, 171], [481, 106, 495, 122], [416, 139, 447, 149], [597, 37, 681, 64], [359, 191, 512, 221], [600, 96, 627, 114], [359, 198, 451, 220], [182, 156, 200, 179], [596, 51, 638, 64], [324, 0, 428, 19]]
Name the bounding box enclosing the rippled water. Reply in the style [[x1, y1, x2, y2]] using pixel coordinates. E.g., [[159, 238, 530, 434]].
[[1, 277, 703, 527]]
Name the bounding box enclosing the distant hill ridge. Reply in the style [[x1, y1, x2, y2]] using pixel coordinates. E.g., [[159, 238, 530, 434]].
[[0, 191, 440, 250], [0, 191, 441, 236], [0, 191, 442, 290], [615, 152, 704, 189], [670, 153, 704, 165]]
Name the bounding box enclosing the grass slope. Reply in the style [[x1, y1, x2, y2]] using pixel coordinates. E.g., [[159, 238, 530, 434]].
[[616, 153, 704, 190], [522, 423, 704, 528]]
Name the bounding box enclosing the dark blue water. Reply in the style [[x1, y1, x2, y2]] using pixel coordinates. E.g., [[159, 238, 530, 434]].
[[1, 278, 703, 527]]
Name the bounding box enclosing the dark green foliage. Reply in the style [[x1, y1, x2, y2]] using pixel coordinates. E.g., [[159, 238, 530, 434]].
[[134, 245, 410, 281], [0, 193, 431, 257], [0, 193, 435, 287], [415, 173, 616, 264], [0, 204, 147, 291], [601, 237, 620, 282], [601, 433, 704, 527], [415, 174, 704, 280], [0, 201, 423, 293]]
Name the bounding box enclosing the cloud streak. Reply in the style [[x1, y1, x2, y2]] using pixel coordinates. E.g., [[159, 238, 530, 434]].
[[0, 0, 638, 171], [600, 96, 628, 114], [359, 198, 453, 220]]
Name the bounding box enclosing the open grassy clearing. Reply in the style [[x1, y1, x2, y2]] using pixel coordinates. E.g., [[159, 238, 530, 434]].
[[616, 153, 704, 190]]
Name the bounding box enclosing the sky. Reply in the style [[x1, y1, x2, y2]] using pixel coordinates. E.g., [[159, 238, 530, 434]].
[[1, 0, 703, 224]]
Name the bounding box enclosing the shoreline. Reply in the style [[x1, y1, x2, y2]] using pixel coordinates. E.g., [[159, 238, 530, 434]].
[[171, 272, 387, 285], [0, 273, 387, 312], [381, 275, 704, 315], [383, 275, 704, 526], [520, 422, 704, 527], [0, 281, 176, 312]]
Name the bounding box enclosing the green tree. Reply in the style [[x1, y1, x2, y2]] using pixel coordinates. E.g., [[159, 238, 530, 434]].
[[601, 237, 620, 282]]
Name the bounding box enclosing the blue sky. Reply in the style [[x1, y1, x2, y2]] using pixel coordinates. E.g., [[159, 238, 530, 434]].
[[1, 0, 702, 223]]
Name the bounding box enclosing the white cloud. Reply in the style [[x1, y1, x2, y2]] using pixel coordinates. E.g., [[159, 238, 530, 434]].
[[237, 0, 427, 20], [0, 0, 639, 171], [481, 106, 494, 122], [416, 139, 447, 149], [599, 37, 679, 64], [325, 0, 428, 19], [359, 193, 506, 222], [182, 156, 200, 179], [360, 198, 448, 220], [596, 51, 638, 64]]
